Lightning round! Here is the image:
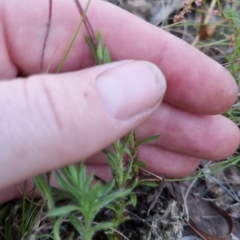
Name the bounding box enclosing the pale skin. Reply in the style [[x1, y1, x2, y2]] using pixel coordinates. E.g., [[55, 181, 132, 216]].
[[0, 0, 239, 203]]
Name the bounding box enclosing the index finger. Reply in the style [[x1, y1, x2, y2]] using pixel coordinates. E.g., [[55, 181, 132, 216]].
[[1, 0, 238, 114]]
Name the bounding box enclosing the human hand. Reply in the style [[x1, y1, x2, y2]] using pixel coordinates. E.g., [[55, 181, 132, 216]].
[[0, 0, 239, 203]]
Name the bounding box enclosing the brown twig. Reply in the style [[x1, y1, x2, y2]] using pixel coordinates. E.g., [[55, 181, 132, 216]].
[[74, 0, 97, 50], [147, 174, 165, 216], [40, 0, 52, 72]]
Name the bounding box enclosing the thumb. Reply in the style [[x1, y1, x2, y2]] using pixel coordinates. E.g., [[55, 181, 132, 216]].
[[0, 60, 166, 189]]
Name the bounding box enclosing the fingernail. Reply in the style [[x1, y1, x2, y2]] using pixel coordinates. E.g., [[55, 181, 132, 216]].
[[96, 61, 166, 120]]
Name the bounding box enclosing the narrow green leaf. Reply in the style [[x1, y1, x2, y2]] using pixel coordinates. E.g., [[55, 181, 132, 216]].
[[97, 189, 130, 210], [125, 193, 137, 207], [106, 204, 118, 214], [131, 177, 139, 189], [124, 147, 132, 157], [53, 216, 64, 240], [79, 162, 87, 190], [69, 214, 85, 237], [67, 164, 79, 182], [136, 134, 161, 148], [122, 160, 133, 184], [33, 175, 55, 209], [100, 180, 115, 196], [139, 181, 159, 187], [103, 149, 118, 172], [48, 205, 79, 217], [4, 217, 14, 240], [55, 171, 81, 198], [103, 47, 111, 63], [112, 141, 120, 154], [91, 222, 113, 233], [36, 234, 54, 239], [85, 35, 98, 62], [119, 132, 132, 156], [84, 173, 95, 192], [97, 44, 103, 63], [134, 160, 147, 168], [96, 32, 104, 62], [67, 232, 75, 240]]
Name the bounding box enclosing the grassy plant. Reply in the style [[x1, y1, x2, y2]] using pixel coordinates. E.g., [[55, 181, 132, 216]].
[[0, 183, 42, 239], [35, 163, 130, 240]]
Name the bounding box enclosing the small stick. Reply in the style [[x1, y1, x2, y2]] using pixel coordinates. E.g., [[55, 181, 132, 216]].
[[40, 0, 52, 72], [147, 174, 165, 216], [74, 0, 97, 50]]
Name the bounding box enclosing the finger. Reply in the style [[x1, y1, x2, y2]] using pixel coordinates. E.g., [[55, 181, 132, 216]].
[[2, 0, 237, 114], [136, 103, 240, 160], [0, 60, 166, 190], [138, 145, 201, 177], [85, 145, 200, 177], [0, 164, 112, 204]]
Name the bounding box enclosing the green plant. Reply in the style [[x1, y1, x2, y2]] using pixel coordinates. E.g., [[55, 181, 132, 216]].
[[39, 163, 130, 240], [0, 183, 42, 240], [34, 28, 161, 239]]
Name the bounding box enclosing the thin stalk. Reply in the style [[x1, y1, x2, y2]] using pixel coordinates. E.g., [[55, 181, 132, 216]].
[[40, 0, 52, 72], [56, 0, 92, 73]]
